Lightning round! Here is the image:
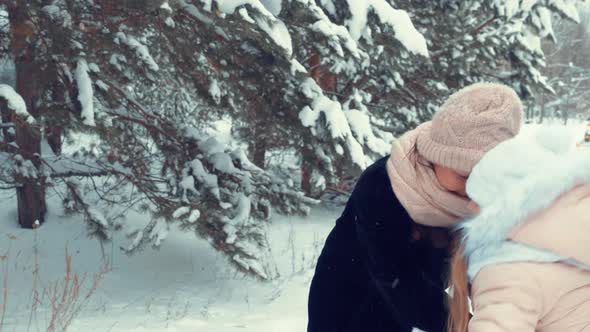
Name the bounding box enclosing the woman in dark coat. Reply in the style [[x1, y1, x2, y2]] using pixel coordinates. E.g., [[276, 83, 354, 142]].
[[307, 83, 525, 332]]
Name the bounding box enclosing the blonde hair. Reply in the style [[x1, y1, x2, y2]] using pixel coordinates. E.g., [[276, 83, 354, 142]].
[[447, 241, 470, 332]]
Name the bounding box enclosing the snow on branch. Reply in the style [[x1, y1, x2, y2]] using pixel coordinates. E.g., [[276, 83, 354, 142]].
[[298, 78, 372, 168], [198, 0, 293, 57], [547, 0, 581, 23], [312, 18, 363, 59], [345, 0, 429, 57], [65, 181, 112, 240], [114, 32, 160, 71], [75, 59, 95, 126], [255, 15, 292, 57], [345, 109, 390, 156], [295, 0, 366, 60], [0, 84, 35, 124]]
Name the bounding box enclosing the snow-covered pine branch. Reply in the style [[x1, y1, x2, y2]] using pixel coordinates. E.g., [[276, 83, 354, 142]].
[[2, 0, 586, 278], [0, 84, 35, 124]]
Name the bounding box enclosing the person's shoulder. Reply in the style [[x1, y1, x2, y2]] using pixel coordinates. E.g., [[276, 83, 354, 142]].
[[353, 157, 390, 193], [472, 263, 544, 305], [349, 156, 407, 221]]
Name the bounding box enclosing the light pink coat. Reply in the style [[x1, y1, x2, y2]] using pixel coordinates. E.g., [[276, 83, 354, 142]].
[[468, 185, 590, 332]]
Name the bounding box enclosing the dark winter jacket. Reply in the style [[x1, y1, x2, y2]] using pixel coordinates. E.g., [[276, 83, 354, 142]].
[[307, 156, 451, 332]]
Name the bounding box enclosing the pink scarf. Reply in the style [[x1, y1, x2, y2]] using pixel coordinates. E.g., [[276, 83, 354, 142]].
[[386, 124, 473, 227]]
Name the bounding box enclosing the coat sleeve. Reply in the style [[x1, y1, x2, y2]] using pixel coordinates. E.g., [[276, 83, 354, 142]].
[[469, 264, 543, 332]]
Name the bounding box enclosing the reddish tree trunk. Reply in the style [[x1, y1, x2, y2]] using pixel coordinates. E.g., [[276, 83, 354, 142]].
[[45, 126, 62, 156], [308, 53, 338, 93], [10, 5, 47, 229], [46, 85, 65, 156], [15, 118, 46, 229], [250, 142, 267, 169], [0, 100, 15, 143]]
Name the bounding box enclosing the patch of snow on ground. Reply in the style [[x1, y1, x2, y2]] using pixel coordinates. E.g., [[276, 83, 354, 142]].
[[0, 193, 337, 332]]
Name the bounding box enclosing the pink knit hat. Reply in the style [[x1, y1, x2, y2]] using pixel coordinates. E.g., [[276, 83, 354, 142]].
[[416, 82, 523, 174]]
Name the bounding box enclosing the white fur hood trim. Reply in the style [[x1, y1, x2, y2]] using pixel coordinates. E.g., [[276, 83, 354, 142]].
[[458, 130, 590, 280]]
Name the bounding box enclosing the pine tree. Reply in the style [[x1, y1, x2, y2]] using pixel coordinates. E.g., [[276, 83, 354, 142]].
[[534, 4, 590, 123], [0, 0, 586, 279]]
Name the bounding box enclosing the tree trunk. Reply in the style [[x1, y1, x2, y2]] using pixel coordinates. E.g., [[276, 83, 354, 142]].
[[301, 150, 314, 197], [524, 105, 531, 122], [247, 97, 267, 168], [10, 5, 47, 228], [45, 126, 62, 156], [539, 90, 545, 124], [563, 95, 570, 126], [248, 136, 267, 169], [15, 119, 46, 229], [46, 86, 65, 156], [308, 52, 338, 93], [0, 100, 15, 143]]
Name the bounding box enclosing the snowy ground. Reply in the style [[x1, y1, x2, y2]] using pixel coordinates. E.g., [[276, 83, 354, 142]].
[[0, 191, 337, 332], [0, 122, 587, 332]]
